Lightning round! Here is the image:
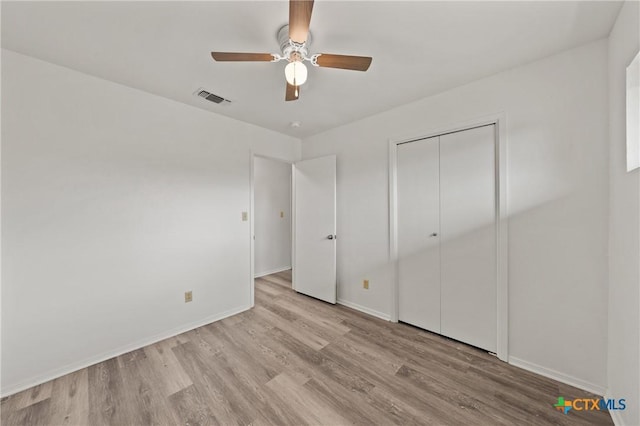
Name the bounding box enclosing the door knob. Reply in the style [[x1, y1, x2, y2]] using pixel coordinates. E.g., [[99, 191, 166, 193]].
[[430, 233, 438, 237], [327, 234, 335, 240]]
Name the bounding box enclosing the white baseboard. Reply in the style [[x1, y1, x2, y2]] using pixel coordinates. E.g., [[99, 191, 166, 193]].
[[508, 356, 606, 396], [254, 266, 291, 278], [337, 299, 391, 321], [0, 305, 250, 397]]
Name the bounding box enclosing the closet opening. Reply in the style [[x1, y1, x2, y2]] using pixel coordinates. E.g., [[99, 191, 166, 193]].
[[389, 116, 508, 361]]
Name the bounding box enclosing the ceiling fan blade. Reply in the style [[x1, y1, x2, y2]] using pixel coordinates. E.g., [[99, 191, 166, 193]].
[[289, 0, 314, 44], [316, 54, 372, 71], [211, 52, 274, 62], [285, 82, 300, 101]]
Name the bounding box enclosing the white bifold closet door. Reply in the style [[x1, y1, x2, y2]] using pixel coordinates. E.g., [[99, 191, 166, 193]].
[[397, 136, 441, 333], [397, 125, 496, 353]]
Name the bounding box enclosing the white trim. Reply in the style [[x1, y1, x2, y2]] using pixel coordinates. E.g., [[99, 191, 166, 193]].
[[0, 305, 250, 398], [509, 356, 606, 396], [388, 139, 399, 323], [391, 114, 504, 145], [495, 115, 509, 362], [254, 266, 292, 278], [337, 299, 391, 321], [0, 29, 3, 403], [291, 162, 297, 291], [250, 153, 255, 308], [388, 113, 509, 362]]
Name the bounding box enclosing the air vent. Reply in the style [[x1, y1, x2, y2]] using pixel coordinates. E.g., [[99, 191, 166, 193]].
[[194, 88, 231, 105]]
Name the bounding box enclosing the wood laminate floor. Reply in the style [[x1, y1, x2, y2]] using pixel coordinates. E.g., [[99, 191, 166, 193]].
[[1, 270, 612, 425]]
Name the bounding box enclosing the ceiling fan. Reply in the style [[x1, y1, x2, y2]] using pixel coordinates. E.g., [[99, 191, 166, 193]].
[[211, 0, 372, 102]]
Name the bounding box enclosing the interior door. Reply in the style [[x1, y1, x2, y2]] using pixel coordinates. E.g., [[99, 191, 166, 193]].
[[439, 125, 497, 352], [397, 136, 441, 333], [293, 155, 337, 304]]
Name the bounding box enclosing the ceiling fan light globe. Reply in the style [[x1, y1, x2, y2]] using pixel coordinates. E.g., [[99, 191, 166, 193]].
[[285, 61, 308, 86]]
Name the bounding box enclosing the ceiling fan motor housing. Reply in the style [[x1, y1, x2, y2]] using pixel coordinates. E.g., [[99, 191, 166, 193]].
[[277, 24, 311, 62]]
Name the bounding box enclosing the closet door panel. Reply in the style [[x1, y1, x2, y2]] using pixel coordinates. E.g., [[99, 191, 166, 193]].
[[397, 137, 441, 332], [439, 125, 497, 352]]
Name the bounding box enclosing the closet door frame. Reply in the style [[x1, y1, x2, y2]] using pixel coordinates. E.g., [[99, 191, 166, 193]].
[[388, 113, 509, 362]]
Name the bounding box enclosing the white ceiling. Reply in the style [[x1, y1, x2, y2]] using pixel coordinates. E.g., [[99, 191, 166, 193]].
[[1, 1, 622, 138]]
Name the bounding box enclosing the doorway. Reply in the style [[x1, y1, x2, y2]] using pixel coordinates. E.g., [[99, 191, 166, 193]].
[[253, 156, 292, 278], [251, 155, 293, 303], [250, 153, 338, 307]]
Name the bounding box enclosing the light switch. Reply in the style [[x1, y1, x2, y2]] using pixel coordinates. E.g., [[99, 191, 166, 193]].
[[280, 211, 284, 218], [242, 212, 248, 221]]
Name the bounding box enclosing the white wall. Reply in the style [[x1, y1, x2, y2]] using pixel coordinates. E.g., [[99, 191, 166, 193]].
[[254, 156, 291, 277], [0, 49, 300, 396], [302, 40, 609, 392], [607, 1, 640, 425]]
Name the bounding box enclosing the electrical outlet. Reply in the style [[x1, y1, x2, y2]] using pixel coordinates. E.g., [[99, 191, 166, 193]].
[[185, 291, 193, 303], [363, 280, 369, 289]]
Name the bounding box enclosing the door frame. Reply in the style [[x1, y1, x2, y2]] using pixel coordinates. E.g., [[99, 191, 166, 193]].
[[388, 113, 509, 361], [250, 153, 295, 308]]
